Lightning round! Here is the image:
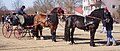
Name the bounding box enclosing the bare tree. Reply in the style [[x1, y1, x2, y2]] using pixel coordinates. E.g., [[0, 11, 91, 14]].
[[0, 0, 9, 21], [0, 0, 4, 9], [95, 0, 105, 8], [0, 6, 8, 10], [117, 6, 120, 19], [0, 0, 2, 8], [64, 0, 76, 14], [0, 0, 8, 13], [33, 0, 53, 13], [26, 7, 35, 14], [12, 0, 23, 10], [32, 0, 82, 14]]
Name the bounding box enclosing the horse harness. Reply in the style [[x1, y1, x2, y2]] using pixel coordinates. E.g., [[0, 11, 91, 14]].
[[86, 16, 102, 21], [84, 16, 102, 27]]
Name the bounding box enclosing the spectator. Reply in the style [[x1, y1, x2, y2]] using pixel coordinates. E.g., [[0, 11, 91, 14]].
[[2, 15, 4, 24]]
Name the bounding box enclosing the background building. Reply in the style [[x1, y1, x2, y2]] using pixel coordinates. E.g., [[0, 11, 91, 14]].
[[102, 0, 120, 19]]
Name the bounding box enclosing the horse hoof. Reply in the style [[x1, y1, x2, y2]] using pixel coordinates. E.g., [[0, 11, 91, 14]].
[[40, 37, 44, 40], [66, 41, 71, 44], [34, 37, 37, 40], [90, 44, 95, 47], [66, 41, 75, 45], [31, 36, 33, 38], [52, 40, 57, 42]]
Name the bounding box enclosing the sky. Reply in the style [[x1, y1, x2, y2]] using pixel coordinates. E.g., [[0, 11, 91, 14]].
[[2, 0, 83, 10], [2, 0, 35, 10]]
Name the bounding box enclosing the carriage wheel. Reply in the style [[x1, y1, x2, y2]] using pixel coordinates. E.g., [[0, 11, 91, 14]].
[[14, 26, 23, 39], [2, 23, 12, 38]]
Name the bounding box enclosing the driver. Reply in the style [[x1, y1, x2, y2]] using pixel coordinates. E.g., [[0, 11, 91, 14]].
[[16, 5, 26, 25]]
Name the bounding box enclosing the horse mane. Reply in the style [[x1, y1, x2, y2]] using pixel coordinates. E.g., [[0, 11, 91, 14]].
[[93, 8, 104, 12], [89, 8, 104, 16], [88, 8, 104, 19], [50, 8, 58, 13]]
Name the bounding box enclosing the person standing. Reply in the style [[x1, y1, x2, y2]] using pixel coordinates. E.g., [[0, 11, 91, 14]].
[[2, 15, 4, 24], [101, 7, 108, 33], [104, 8, 116, 46]]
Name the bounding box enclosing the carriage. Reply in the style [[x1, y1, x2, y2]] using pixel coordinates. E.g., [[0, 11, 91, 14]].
[[2, 14, 35, 39]]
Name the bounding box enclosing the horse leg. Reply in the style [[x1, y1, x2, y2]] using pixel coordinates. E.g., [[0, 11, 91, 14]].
[[33, 25, 39, 40], [90, 28, 96, 46], [39, 28, 44, 40], [70, 28, 75, 44], [64, 19, 71, 42], [51, 30, 56, 42], [64, 27, 70, 42], [50, 26, 57, 42], [38, 25, 44, 40]]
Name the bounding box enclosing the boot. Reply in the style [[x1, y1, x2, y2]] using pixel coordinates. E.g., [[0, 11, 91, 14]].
[[106, 43, 111, 46], [112, 42, 117, 46]]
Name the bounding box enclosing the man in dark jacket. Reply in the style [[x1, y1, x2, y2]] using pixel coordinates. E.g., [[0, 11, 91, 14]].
[[16, 5, 26, 15], [104, 8, 116, 46], [16, 5, 26, 25]]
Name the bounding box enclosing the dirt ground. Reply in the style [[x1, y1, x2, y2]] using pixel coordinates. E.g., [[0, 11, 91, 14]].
[[0, 22, 120, 51]]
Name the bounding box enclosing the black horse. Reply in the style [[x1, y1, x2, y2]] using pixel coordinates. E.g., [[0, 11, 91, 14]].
[[63, 8, 104, 46]]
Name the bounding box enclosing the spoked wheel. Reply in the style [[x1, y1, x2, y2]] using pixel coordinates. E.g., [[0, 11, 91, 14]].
[[14, 25, 23, 39], [2, 23, 12, 38]]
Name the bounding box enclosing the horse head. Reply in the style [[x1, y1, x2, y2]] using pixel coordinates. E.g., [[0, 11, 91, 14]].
[[84, 8, 105, 30], [50, 7, 65, 21]]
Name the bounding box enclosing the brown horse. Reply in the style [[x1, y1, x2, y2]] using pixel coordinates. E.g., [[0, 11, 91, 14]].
[[33, 7, 64, 42]]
